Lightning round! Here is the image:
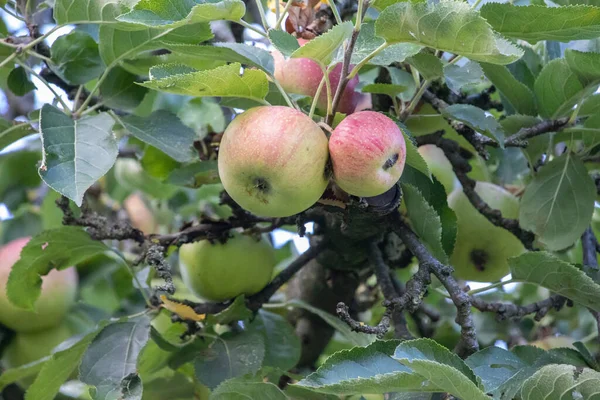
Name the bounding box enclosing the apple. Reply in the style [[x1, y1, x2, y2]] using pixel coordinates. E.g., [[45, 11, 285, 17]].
[[218, 106, 329, 217], [123, 192, 157, 235], [272, 43, 360, 114], [448, 182, 525, 282], [178, 231, 276, 302], [2, 323, 73, 369], [0, 237, 78, 332], [329, 111, 407, 197], [418, 144, 456, 194]]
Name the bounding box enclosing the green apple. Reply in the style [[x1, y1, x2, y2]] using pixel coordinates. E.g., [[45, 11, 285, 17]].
[[329, 111, 407, 197], [2, 323, 73, 368], [179, 231, 276, 302], [218, 106, 329, 217], [0, 237, 79, 332], [448, 182, 525, 282], [418, 144, 455, 194]]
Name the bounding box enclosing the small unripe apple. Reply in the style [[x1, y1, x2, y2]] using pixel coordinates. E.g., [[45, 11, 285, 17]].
[[418, 145, 455, 194], [2, 323, 73, 369], [179, 231, 276, 302], [0, 237, 78, 332], [218, 106, 329, 217], [329, 111, 407, 197], [448, 182, 525, 282], [272, 43, 360, 114]]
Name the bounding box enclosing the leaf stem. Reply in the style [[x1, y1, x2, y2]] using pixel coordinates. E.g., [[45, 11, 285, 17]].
[[309, 75, 327, 119], [237, 19, 267, 38], [467, 279, 517, 296], [471, 0, 484, 8], [275, 0, 294, 30], [271, 76, 298, 110], [402, 79, 430, 120], [18, 60, 71, 116], [347, 42, 388, 79], [72, 85, 83, 113], [328, 0, 343, 25], [253, 0, 269, 31]]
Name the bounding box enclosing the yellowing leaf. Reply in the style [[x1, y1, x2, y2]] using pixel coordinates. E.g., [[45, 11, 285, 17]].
[[160, 295, 206, 321]]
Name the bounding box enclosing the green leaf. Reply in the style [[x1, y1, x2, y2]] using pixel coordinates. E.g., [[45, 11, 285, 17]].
[[565, 49, 600, 84], [520, 364, 600, 399], [116, 0, 246, 28], [0, 359, 46, 391], [534, 59, 591, 118], [580, 93, 600, 117], [6, 227, 109, 310], [7, 66, 35, 96], [0, 120, 35, 152], [444, 61, 486, 94], [351, 22, 422, 67], [165, 42, 274, 75], [442, 104, 505, 144], [25, 327, 105, 400], [38, 105, 117, 206], [99, 3, 213, 66], [291, 21, 353, 66], [53, 0, 120, 24], [407, 53, 443, 80], [402, 183, 447, 263], [80, 318, 151, 399], [465, 346, 527, 393], [140, 62, 269, 102], [99, 66, 148, 110], [480, 63, 537, 116], [166, 161, 220, 188], [480, 4, 600, 44], [212, 377, 287, 400], [268, 29, 300, 58], [50, 30, 104, 85], [399, 166, 457, 257], [519, 152, 595, 250], [206, 295, 253, 325], [491, 346, 590, 399], [296, 340, 433, 395], [194, 329, 265, 389], [401, 127, 430, 179], [248, 310, 301, 371], [286, 299, 375, 347], [393, 339, 488, 400], [375, 2, 523, 65], [361, 83, 407, 97], [509, 252, 600, 312], [118, 111, 196, 163]]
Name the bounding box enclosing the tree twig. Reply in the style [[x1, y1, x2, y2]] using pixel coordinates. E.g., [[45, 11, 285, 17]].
[[391, 212, 479, 357], [504, 117, 570, 147], [416, 131, 536, 250], [470, 294, 567, 321]]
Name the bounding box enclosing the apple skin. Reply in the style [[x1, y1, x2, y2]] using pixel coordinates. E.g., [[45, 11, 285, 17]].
[[178, 232, 276, 302], [272, 48, 360, 114], [218, 106, 329, 217], [329, 111, 407, 197], [0, 237, 78, 332], [2, 323, 73, 368], [418, 144, 456, 194], [448, 182, 525, 282], [123, 192, 157, 235]]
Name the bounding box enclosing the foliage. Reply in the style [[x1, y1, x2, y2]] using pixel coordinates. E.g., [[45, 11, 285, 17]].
[[0, 0, 599, 399]]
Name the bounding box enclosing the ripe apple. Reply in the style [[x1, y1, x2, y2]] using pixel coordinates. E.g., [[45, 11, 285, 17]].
[[178, 231, 276, 302], [218, 106, 329, 217], [418, 144, 456, 194], [272, 43, 360, 114], [448, 182, 525, 282], [0, 237, 78, 332], [329, 111, 407, 197]]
